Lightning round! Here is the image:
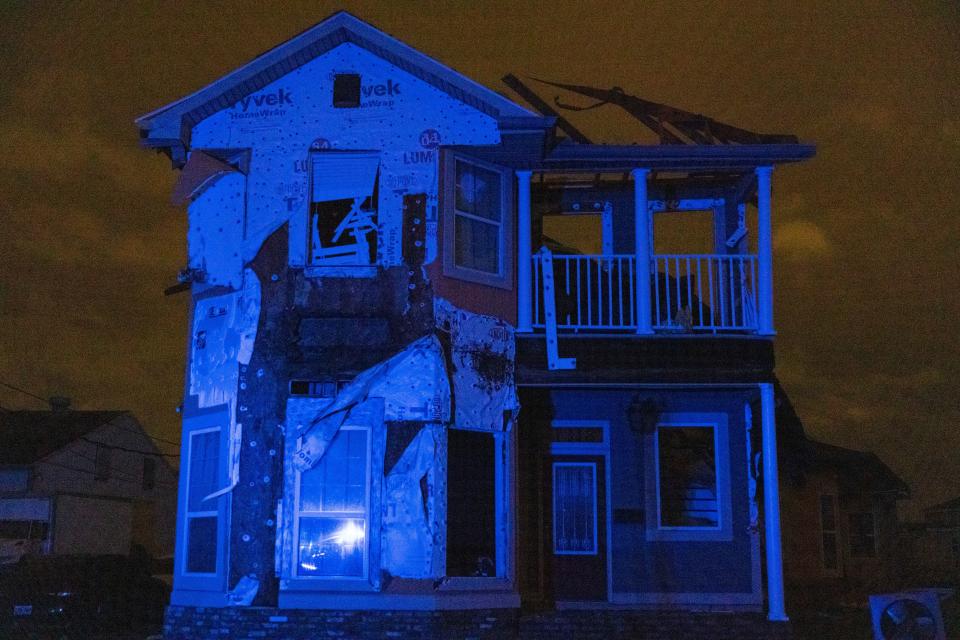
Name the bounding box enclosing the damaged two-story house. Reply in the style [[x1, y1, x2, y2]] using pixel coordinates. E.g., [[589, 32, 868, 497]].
[[137, 11, 814, 638]]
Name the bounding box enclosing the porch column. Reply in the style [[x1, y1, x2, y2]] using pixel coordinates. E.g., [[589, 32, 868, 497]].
[[632, 168, 653, 334], [756, 166, 775, 335], [760, 382, 788, 621], [517, 170, 533, 333]]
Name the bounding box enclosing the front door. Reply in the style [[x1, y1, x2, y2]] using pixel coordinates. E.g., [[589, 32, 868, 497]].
[[550, 454, 607, 601]]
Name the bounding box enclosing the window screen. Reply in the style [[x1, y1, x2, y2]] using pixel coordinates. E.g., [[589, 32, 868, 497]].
[[657, 426, 719, 528]]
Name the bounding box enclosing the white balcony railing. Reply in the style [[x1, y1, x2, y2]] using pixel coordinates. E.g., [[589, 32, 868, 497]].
[[531, 253, 758, 334]]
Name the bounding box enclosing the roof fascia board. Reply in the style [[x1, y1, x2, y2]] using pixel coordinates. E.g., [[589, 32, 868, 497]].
[[136, 12, 535, 139]]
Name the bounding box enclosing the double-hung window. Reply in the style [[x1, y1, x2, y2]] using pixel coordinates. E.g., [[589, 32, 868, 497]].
[[820, 494, 839, 570], [295, 426, 371, 579], [848, 511, 877, 558], [443, 156, 513, 288], [184, 428, 221, 575]]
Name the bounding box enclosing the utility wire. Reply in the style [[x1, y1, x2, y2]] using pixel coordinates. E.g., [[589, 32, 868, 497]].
[[0, 380, 47, 404], [81, 436, 179, 458]]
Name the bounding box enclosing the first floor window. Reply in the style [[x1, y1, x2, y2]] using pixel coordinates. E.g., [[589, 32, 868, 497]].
[[295, 427, 370, 578], [185, 428, 221, 574], [446, 429, 497, 577], [656, 425, 719, 528], [820, 494, 839, 570], [553, 462, 597, 555], [849, 511, 877, 558]]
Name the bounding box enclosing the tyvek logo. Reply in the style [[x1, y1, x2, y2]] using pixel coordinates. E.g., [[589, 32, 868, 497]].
[[237, 88, 293, 111], [362, 79, 401, 98]]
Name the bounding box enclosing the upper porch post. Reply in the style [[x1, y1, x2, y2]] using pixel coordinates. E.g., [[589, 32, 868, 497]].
[[517, 170, 533, 333], [756, 166, 775, 335], [632, 168, 653, 334], [761, 382, 788, 621]]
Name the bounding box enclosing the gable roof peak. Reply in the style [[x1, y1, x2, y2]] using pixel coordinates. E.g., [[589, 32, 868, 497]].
[[136, 10, 537, 147]]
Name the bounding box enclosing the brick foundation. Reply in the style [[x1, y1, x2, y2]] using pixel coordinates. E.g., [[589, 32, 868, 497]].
[[164, 606, 792, 640]]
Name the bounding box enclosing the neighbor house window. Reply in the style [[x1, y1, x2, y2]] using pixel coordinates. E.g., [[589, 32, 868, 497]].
[[849, 511, 877, 558], [142, 457, 156, 491], [94, 444, 112, 482], [295, 426, 370, 578], [184, 428, 221, 574], [553, 462, 598, 555], [656, 425, 719, 528], [820, 494, 839, 570], [443, 156, 513, 289]]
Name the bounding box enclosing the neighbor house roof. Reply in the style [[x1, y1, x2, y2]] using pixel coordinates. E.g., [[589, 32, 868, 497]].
[[925, 496, 960, 513], [806, 439, 910, 498], [0, 410, 127, 465], [136, 11, 540, 147]]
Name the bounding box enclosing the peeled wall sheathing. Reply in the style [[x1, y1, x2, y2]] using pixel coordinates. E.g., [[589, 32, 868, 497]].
[[382, 423, 445, 578], [189, 42, 500, 276], [189, 268, 262, 409], [293, 334, 450, 472], [435, 298, 519, 432], [187, 172, 247, 289]]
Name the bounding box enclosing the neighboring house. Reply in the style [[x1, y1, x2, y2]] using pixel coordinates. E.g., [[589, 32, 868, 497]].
[[0, 398, 177, 562], [777, 398, 910, 605], [899, 497, 960, 586], [137, 11, 815, 638]]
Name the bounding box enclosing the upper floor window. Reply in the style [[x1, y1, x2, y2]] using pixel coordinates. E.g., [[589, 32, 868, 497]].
[[332, 73, 361, 108], [308, 152, 380, 267], [443, 156, 513, 289]]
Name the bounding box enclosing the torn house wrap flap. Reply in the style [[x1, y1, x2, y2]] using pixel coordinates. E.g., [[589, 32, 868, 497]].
[[293, 334, 450, 471]]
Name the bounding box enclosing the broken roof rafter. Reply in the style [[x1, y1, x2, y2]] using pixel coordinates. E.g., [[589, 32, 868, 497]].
[[524, 77, 799, 146]]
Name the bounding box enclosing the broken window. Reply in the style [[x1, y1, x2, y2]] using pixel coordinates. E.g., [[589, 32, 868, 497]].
[[446, 429, 497, 577], [295, 426, 370, 578], [185, 428, 220, 574], [308, 153, 380, 266], [656, 425, 719, 528], [453, 159, 503, 274]]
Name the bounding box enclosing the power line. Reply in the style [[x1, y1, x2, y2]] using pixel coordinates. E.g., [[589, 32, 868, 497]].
[[0, 380, 47, 404], [81, 436, 179, 458]]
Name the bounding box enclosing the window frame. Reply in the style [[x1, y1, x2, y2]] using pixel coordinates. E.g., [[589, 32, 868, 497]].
[[848, 510, 878, 559], [94, 444, 112, 482], [644, 412, 732, 542], [442, 153, 514, 289], [291, 424, 372, 582], [819, 493, 840, 571], [173, 407, 230, 595], [552, 461, 599, 556]]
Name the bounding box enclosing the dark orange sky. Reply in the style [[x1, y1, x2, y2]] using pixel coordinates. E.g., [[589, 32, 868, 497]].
[[0, 1, 957, 516]]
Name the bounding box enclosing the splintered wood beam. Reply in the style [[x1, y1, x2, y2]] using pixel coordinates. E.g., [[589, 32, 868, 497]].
[[502, 74, 593, 144]]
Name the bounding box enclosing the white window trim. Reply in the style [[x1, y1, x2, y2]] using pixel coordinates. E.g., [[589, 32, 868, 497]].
[[552, 461, 599, 556], [291, 424, 372, 582], [644, 412, 732, 542], [442, 153, 514, 290]]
